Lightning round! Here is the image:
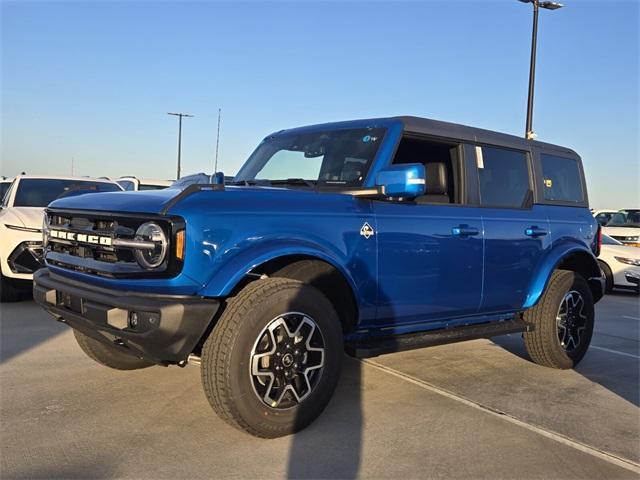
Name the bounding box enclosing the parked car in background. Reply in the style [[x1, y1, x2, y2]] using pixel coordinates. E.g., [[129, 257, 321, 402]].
[[591, 209, 617, 227], [0, 177, 12, 203], [602, 209, 640, 247], [598, 235, 640, 293], [0, 175, 123, 301], [34, 116, 603, 438], [117, 177, 172, 191], [170, 172, 234, 190]]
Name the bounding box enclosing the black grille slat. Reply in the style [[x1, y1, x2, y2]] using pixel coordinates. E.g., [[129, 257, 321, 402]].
[[47, 212, 149, 267]]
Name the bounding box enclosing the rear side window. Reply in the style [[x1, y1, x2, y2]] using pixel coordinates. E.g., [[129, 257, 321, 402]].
[[477, 146, 530, 208], [540, 154, 584, 203]]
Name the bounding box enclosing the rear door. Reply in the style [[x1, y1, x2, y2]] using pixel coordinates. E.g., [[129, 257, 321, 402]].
[[475, 145, 551, 313]]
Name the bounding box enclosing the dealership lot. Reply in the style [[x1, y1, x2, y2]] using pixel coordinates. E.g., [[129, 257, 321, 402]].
[[1, 294, 638, 479]]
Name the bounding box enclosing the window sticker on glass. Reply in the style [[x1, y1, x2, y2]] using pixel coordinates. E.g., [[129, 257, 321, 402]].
[[544, 178, 553, 188], [475, 146, 484, 169]]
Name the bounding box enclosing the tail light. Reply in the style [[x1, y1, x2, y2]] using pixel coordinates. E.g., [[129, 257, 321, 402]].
[[595, 225, 602, 257]]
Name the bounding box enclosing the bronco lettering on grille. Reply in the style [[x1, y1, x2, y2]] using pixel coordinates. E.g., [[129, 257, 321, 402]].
[[49, 229, 112, 246]]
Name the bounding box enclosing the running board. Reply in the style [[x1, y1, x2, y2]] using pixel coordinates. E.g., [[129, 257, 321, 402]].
[[345, 319, 530, 359]]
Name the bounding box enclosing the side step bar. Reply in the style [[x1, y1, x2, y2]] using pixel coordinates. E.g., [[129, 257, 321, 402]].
[[345, 318, 530, 359]]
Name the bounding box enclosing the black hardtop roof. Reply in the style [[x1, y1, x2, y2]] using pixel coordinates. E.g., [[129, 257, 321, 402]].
[[394, 116, 578, 157]]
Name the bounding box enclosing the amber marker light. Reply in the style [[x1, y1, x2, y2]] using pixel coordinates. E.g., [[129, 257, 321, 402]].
[[176, 230, 185, 261]]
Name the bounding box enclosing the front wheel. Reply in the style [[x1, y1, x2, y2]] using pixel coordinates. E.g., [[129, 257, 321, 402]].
[[200, 278, 343, 438], [523, 270, 594, 369], [598, 260, 614, 294], [0, 264, 22, 303]]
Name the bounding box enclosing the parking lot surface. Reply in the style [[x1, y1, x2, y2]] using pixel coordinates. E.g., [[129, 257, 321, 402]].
[[1, 293, 639, 479]]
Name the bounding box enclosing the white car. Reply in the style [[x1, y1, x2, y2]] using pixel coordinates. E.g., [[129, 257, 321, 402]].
[[598, 235, 640, 294], [0, 175, 122, 301], [116, 177, 172, 191], [602, 209, 640, 247], [591, 209, 617, 227]]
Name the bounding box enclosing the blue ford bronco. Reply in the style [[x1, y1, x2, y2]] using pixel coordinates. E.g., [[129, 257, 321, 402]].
[[34, 116, 604, 438]]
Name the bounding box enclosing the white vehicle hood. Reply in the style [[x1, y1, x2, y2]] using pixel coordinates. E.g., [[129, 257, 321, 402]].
[[602, 226, 640, 239], [3, 207, 45, 229], [601, 243, 640, 259]]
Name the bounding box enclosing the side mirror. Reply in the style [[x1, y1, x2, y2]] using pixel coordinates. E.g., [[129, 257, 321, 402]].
[[375, 163, 426, 199]]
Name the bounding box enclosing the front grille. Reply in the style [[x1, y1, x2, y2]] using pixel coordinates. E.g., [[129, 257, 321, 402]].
[[45, 209, 183, 278]]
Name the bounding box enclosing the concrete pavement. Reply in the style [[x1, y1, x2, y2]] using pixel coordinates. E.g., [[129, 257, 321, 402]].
[[1, 294, 638, 479]]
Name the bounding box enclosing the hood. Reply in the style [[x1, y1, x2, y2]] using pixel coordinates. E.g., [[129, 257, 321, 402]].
[[601, 243, 640, 258], [3, 206, 45, 228], [47, 185, 311, 215], [49, 188, 185, 215], [602, 226, 640, 238]]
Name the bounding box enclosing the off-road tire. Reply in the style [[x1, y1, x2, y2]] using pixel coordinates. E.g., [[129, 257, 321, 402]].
[[200, 278, 343, 438], [523, 270, 594, 369], [0, 265, 21, 303], [598, 260, 614, 294], [73, 329, 155, 370]]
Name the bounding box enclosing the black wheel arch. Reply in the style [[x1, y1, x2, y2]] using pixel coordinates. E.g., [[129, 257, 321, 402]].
[[556, 250, 604, 303]]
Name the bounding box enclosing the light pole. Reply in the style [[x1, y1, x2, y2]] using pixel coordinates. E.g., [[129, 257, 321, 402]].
[[168, 112, 193, 179], [519, 0, 563, 140]]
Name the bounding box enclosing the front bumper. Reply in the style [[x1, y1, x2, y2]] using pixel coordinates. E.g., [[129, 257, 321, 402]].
[[33, 269, 220, 364]]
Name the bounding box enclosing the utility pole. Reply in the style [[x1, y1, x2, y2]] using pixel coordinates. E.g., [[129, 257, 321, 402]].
[[214, 108, 222, 173], [518, 0, 563, 140], [168, 112, 193, 179]]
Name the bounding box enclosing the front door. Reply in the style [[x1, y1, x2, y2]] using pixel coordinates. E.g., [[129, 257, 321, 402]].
[[374, 203, 483, 327]]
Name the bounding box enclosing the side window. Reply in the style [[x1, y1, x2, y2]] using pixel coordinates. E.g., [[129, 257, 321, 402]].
[[595, 213, 612, 226], [477, 146, 530, 208], [1, 181, 15, 207], [392, 136, 461, 204], [117, 180, 136, 191], [540, 154, 584, 203]]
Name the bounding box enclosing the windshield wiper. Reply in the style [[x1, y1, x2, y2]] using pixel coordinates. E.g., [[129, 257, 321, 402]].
[[270, 178, 317, 188], [227, 179, 270, 186]]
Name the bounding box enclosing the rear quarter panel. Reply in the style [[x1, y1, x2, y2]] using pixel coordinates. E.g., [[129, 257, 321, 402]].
[[523, 205, 598, 308]]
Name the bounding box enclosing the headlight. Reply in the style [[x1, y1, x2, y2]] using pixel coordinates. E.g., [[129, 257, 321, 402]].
[[42, 215, 49, 250], [625, 236, 640, 242], [615, 256, 640, 267], [134, 222, 167, 269]]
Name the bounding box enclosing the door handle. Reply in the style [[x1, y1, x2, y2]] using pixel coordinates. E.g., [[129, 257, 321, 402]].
[[525, 226, 548, 237], [452, 225, 480, 237]]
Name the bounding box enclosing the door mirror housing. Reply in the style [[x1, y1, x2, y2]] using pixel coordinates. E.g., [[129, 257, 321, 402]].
[[375, 163, 426, 199]]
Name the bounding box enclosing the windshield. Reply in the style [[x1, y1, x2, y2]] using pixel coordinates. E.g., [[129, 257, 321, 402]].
[[14, 179, 122, 207], [234, 127, 386, 186], [606, 210, 640, 228]]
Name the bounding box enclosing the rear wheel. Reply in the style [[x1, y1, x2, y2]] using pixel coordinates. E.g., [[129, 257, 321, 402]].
[[523, 270, 594, 369], [200, 278, 343, 438], [73, 329, 155, 370]]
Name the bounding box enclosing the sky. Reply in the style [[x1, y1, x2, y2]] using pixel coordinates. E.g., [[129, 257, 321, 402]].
[[1, 0, 638, 209]]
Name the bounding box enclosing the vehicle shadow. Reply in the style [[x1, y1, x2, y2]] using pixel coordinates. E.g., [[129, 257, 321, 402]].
[[0, 293, 67, 364], [492, 290, 640, 407], [286, 252, 396, 479]]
